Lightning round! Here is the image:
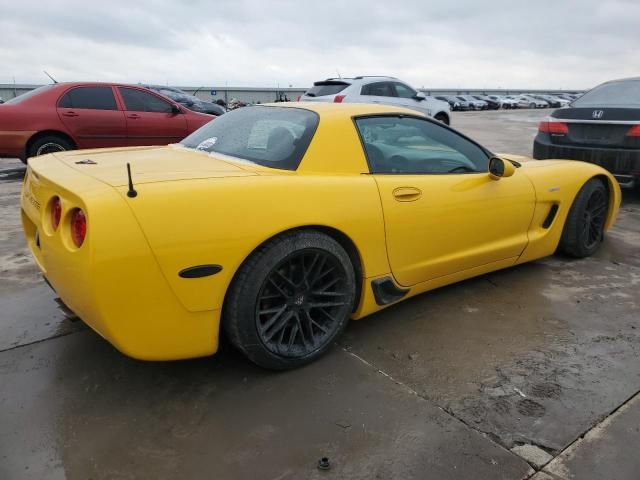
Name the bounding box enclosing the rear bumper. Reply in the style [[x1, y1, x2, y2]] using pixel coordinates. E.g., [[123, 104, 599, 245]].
[[534, 134, 640, 186], [0, 130, 34, 160], [20, 160, 221, 360]]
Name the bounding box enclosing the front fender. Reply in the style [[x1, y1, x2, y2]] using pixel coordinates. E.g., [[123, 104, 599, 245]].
[[516, 159, 621, 263]]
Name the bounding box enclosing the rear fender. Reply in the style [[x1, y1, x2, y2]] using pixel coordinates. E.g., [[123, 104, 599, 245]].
[[124, 174, 389, 313]]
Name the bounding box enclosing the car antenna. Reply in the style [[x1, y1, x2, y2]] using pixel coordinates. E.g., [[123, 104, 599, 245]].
[[126, 163, 138, 198], [43, 70, 58, 84]]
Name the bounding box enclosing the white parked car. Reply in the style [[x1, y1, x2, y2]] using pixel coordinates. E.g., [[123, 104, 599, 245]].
[[515, 95, 548, 108], [487, 95, 518, 109], [456, 95, 487, 110], [300, 76, 452, 124]]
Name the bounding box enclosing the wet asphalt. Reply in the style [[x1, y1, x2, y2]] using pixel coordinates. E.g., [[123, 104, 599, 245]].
[[1, 109, 639, 479]]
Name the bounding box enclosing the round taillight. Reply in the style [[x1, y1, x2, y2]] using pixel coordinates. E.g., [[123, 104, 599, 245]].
[[51, 196, 62, 231], [70, 209, 86, 247]]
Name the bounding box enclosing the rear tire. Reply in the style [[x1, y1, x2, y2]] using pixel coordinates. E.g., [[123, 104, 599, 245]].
[[558, 178, 609, 258], [223, 230, 356, 370], [27, 134, 74, 160]]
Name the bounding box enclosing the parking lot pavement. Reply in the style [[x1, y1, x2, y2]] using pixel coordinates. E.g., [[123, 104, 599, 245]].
[[0, 332, 533, 480], [532, 392, 640, 480], [1, 109, 639, 479]]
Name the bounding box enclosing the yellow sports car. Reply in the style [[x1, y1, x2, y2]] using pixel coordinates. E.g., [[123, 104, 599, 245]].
[[21, 103, 621, 369]]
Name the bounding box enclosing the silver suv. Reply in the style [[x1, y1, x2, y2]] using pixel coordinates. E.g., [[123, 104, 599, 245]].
[[300, 76, 451, 125]]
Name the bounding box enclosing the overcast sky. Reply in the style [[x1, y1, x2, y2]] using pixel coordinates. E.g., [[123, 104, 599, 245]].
[[1, 0, 638, 89]]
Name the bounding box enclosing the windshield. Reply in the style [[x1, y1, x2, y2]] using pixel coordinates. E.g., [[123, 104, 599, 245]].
[[4, 85, 54, 104], [572, 80, 640, 107], [180, 106, 319, 170]]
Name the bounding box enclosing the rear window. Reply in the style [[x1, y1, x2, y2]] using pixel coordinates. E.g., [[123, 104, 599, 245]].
[[305, 82, 350, 97], [573, 80, 640, 107], [180, 106, 319, 170], [4, 85, 54, 104]]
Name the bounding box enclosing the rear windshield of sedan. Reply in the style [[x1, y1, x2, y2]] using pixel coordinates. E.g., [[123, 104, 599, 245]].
[[3, 85, 54, 104], [573, 80, 640, 107], [180, 105, 319, 170]]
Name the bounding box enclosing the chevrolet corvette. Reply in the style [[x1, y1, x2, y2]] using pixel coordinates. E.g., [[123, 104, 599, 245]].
[[21, 103, 621, 369]]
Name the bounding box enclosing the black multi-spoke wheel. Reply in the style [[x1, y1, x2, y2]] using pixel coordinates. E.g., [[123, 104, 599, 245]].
[[223, 230, 356, 370], [581, 188, 608, 250], [256, 250, 352, 358], [559, 178, 609, 258]]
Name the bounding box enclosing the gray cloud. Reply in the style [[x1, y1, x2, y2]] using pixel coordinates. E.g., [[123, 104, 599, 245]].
[[0, 0, 638, 89]]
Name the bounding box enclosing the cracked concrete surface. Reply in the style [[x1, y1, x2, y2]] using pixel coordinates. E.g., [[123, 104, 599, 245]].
[[1, 110, 639, 479]]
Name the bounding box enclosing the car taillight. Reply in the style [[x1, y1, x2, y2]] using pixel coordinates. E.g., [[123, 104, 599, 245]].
[[334, 95, 346, 103], [626, 125, 640, 137], [538, 121, 569, 134], [70, 209, 86, 247], [51, 196, 62, 231]]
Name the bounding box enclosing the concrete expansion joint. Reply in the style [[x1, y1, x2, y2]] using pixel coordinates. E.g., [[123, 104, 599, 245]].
[[0, 329, 79, 355], [341, 346, 527, 462]]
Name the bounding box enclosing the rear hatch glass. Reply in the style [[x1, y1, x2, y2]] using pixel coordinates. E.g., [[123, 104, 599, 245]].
[[304, 81, 350, 97]]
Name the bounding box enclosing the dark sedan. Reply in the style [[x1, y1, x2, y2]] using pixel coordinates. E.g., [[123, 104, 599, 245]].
[[472, 95, 501, 110], [435, 96, 470, 111], [142, 85, 226, 116], [533, 77, 640, 188]]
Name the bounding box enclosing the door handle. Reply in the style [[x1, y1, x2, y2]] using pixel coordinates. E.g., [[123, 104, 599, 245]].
[[61, 111, 78, 117], [392, 187, 422, 202], [127, 114, 141, 119]]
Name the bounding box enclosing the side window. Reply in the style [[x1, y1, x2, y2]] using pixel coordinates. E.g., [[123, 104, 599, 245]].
[[118, 88, 173, 113], [58, 86, 117, 110], [355, 116, 489, 174], [393, 82, 417, 98], [361, 82, 395, 97]]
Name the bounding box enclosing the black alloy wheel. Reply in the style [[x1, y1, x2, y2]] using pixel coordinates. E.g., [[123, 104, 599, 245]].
[[581, 188, 608, 251], [559, 178, 609, 258], [223, 230, 356, 369], [256, 249, 352, 358]]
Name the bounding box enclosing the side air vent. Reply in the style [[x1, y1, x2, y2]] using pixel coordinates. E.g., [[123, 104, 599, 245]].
[[542, 204, 559, 229], [371, 277, 409, 306]]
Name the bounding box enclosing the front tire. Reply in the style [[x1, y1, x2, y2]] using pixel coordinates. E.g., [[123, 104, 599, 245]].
[[223, 230, 356, 370], [558, 178, 609, 258]]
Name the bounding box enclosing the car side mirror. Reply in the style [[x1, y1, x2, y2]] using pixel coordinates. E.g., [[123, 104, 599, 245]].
[[171, 104, 182, 114], [413, 92, 426, 101], [488, 157, 516, 180]]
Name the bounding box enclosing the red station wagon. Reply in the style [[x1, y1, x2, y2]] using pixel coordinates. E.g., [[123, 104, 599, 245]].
[[0, 82, 215, 162]]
